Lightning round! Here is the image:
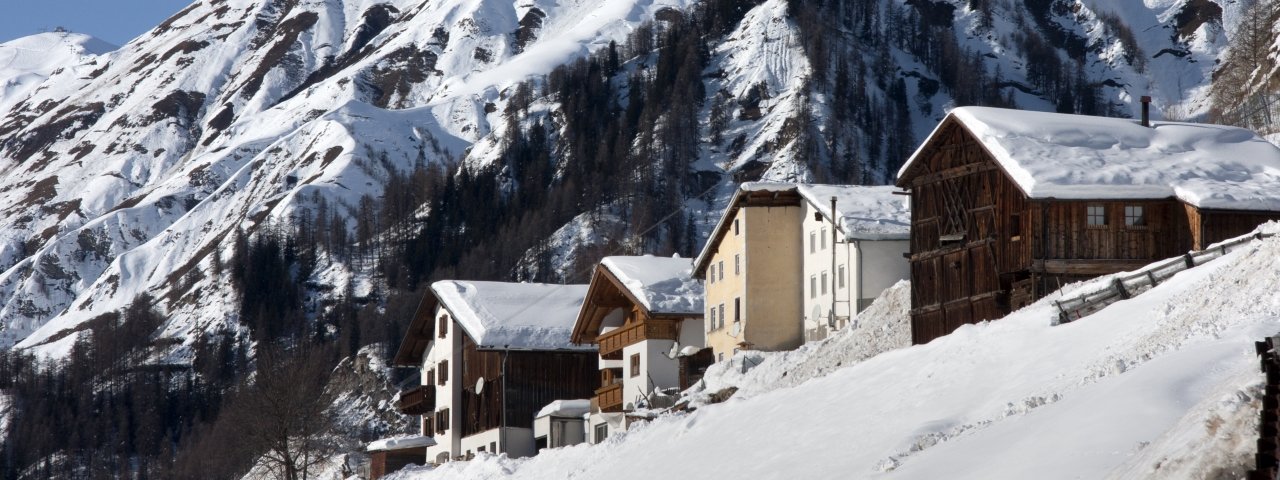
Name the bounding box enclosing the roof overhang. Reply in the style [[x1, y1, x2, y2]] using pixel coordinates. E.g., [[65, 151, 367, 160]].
[[570, 264, 643, 344], [392, 291, 440, 367], [692, 185, 802, 277]]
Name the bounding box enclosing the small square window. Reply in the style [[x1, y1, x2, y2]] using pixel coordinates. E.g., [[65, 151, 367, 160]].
[[734, 298, 741, 322], [1087, 204, 1107, 227], [734, 218, 740, 235], [1125, 205, 1146, 227]]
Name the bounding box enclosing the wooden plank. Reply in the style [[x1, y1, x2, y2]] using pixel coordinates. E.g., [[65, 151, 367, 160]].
[[1031, 259, 1151, 275]]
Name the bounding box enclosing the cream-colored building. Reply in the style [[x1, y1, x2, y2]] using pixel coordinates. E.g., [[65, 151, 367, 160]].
[[693, 183, 912, 359], [693, 184, 804, 360]]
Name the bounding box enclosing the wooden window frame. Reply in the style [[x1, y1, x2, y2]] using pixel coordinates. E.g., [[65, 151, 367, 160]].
[[439, 315, 448, 338], [1086, 204, 1107, 228], [438, 360, 449, 385], [1124, 205, 1147, 228], [629, 353, 640, 378]]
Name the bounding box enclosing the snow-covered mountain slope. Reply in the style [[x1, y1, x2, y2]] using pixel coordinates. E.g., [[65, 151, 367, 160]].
[[391, 225, 1280, 480], [0, 0, 1255, 357], [0, 0, 695, 352], [0, 32, 116, 114]]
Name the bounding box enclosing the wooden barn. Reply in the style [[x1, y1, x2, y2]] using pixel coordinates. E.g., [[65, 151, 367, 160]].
[[897, 105, 1280, 344], [392, 280, 598, 462]]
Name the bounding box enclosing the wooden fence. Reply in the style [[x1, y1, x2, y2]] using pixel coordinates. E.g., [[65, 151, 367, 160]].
[[1248, 335, 1280, 479], [1055, 232, 1274, 324]]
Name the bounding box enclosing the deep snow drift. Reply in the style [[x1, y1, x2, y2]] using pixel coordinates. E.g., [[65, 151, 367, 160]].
[[390, 225, 1280, 479]]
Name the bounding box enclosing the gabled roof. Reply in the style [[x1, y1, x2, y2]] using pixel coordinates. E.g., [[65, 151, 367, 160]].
[[795, 184, 910, 241], [897, 106, 1280, 211], [600, 256, 703, 315], [692, 183, 803, 278], [571, 256, 704, 344], [393, 280, 590, 365]]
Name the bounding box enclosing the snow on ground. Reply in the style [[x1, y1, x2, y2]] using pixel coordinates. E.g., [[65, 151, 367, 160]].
[[0, 32, 114, 113], [903, 107, 1280, 210], [599, 256, 702, 315], [430, 281, 592, 350], [388, 225, 1280, 479], [535, 399, 590, 419]]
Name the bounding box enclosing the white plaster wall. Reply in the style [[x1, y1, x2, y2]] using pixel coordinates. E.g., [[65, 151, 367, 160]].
[[678, 317, 705, 348], [424, 308, 464, 462], [460, 427, 536, 458], [586, 412, 625, 444], [534, 416, 586, 449], [859, 239, 911, 305], [802, 200, 852, 338]]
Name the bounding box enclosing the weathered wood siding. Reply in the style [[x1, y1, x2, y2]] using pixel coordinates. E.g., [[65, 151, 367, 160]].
[[904, 119, 1031, 345], [458, 335, 597, 437], [1198, 210, 1280, 249]]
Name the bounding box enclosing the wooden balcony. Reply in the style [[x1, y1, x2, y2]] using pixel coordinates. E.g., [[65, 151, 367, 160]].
[[597, 318, 680, 358], [595, 382, 624, 413], [397, 385, 435, 416]]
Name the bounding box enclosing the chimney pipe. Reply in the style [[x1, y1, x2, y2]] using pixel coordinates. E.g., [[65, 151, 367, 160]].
[[1140, 96, 1151, 127]]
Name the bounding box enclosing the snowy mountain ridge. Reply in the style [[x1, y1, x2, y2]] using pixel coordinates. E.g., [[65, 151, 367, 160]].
[[0, 0, 1254, 364]]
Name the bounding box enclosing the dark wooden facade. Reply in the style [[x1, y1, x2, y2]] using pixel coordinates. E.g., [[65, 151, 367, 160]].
[[369, 448, 423, 480], [457, 333, 597, 437], [899, 117, 1280, 344]]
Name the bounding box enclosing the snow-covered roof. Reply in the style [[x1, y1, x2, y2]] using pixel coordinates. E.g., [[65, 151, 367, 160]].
[[795, 185, 910, 240], [366, 434, 435, 452], [600, 256, 703, 315], [536, 399, 591, 418], [899, 106, 1280, 211], [431, 280, 591, 351]]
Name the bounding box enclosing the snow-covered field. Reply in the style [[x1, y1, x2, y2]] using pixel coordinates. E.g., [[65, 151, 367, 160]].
[[388, 226, 1280, 479]]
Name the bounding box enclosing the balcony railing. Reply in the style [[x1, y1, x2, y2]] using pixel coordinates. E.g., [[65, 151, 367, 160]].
[[595, 382, 624, 413], [397, 385, 435, 416], [597, 318, 680, 358]]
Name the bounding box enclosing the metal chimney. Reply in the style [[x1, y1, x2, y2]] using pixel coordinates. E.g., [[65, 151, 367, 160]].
[[1140, 96, 1151, 127]]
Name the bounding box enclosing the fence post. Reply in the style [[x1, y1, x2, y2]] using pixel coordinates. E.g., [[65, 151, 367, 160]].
[[1112, 278, 1130, 300], [1146, 270, 1158, 286], [1183, 253, 1196, 268]]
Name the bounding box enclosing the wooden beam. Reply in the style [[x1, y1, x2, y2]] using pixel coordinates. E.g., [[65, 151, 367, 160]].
[[910, 162, 997, 187], [1031, 259, 1152, 275]]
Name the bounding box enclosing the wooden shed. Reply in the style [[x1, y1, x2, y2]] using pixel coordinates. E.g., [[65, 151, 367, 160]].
[[897, 106, 1280, 344]]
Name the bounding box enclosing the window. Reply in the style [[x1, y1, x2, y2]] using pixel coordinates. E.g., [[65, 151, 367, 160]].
[[821, 271, 828, 295], [838, 265, 846, 289], [709, 307, 717, 331], [436, 408, 450, 431], [427, 369, 435, 386], [478, 445, 486, 453], [810, 275, 817, 299], [810, 232, 816, 253], [821, 228, 827, 250], [438, 360, 449, 385], [595, 423, 609, 443], [1009, 213, 1022, 239], [1087, 204, 1107, 227], [734, 218, 740, 235], [709, 264, 715, 284], [1125, 205, 1146, 227], [717, 352, 724, 362], [630, 354, 640, 377], [490, 441, 496, 452], [439, 315, 448, 338], [734, 254, 741, 275], [734, 297, 741, 322], [718, 260, 724, 281], [718, 304, 725, 329]]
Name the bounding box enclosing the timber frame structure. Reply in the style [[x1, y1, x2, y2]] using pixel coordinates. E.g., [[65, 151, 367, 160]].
[[897, 115, 1280, 344]]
